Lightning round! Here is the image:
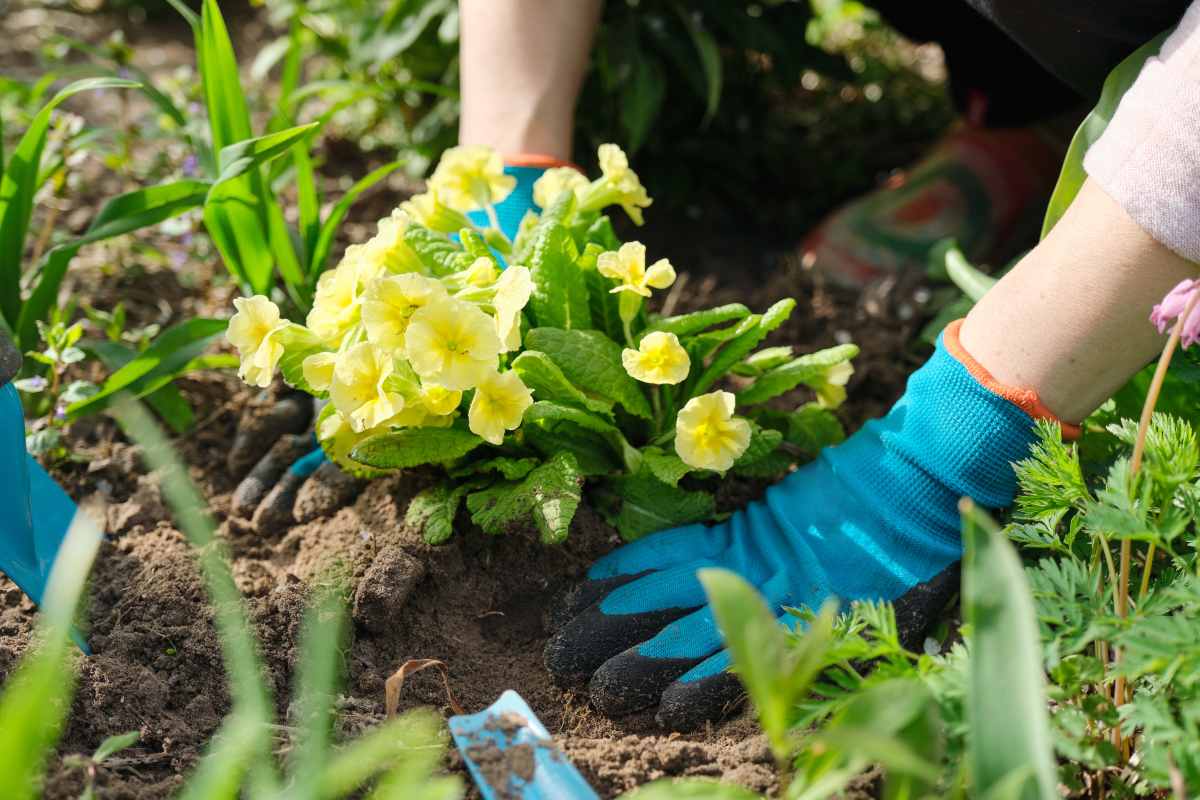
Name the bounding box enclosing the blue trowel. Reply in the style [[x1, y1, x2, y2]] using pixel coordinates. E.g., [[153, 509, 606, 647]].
[[0, 329, 89, 651], [450, 690, 599, 800]]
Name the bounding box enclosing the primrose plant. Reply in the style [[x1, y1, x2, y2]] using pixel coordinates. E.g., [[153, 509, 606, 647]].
[[225, 142, 856, 543]]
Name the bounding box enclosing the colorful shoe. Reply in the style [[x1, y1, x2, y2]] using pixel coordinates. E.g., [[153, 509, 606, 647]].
[[801, 124, 1064, 287]]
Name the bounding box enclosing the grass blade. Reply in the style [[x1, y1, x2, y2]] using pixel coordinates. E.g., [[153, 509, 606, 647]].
[[287, 581, 347, 800], [0, 507, 104, 800], [961, 500, 1057, 800], [0, 77, 138, 328], [210, 122, 319, 188]]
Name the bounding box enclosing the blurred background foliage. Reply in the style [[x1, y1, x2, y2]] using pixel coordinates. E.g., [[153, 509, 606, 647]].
[[8, 0, 952, 230]]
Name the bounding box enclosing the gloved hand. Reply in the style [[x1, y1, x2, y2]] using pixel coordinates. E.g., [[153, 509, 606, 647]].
[[545, 320, 1076, 730], [229, 393, 362, 533]]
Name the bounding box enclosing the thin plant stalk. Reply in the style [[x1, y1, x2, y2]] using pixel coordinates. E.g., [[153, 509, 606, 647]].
[[1112, 287, 1200, 757]]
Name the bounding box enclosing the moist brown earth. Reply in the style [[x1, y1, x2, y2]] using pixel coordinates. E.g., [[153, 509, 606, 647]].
[[0, 248, 930, 799]]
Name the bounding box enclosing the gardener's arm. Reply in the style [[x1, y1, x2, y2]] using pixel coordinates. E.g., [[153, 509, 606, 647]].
[[545, 8, 1200, 730], [458, 0, 602, 161]]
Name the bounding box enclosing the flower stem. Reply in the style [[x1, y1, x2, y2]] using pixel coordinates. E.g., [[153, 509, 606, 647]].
[[1112, 286, 1200, 758], [484, 203, 501, 232]]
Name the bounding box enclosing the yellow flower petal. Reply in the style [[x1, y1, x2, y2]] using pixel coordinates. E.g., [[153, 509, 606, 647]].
[[468, 369, 533, 445], [228, 295, 286, 388], [404, 297, 501, 390], [301, 351, 337, 392], [675, 390, 752, 472], [532, 167, 588, 209], [400, 191, 472, 234], [814, 361, 854, 409], [307, 265, 361, 346], [329, 342, 406, 433], [622, 331, 690, 385], [362, 209, 424, 274], [597, 242, 672, 297], [362, 273, 448, 351], [428, 145, 516, 212], [420, 384, 463, 416], [492, 265, 533, 353], [644, 259, 676, 290]]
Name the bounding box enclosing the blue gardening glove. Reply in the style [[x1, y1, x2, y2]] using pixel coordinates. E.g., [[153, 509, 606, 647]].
[[467, 160, 560, 243], [545, 320, 1074, 730], [229, 395, 362, 533]]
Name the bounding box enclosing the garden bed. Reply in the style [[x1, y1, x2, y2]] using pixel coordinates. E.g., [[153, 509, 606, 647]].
[[0, 248, 927, 798]]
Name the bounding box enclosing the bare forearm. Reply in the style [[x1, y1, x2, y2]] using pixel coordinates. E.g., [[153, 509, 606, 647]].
[[458, 0, 602, 159]]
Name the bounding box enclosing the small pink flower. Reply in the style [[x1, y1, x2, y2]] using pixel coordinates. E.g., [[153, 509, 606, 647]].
[[1150, 279, 1200, 347]]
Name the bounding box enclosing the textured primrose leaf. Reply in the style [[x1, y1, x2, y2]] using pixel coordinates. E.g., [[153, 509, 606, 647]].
[[524, 422, 622, 476], [350, 426, 483, 470], [466, 452, 583, 543], [529, 220, 591, 330], [512, 351, 613, 415], [641, 447, 693, 487], [451, 457, 540, 481], [404, 225, 470, 276], [275, 322, 330, 395], [643, 303, 751, 341], [736, 344, 858, 406], [690, 299, 796, 397], [405, 483, 469, 545], [579, 243, 625, 343], [755, 404, 845, 461], [731, 346, 793, 377], [733, 423, 784, 467], [525, 327, 653, 419], [609, 468, 715, 541]]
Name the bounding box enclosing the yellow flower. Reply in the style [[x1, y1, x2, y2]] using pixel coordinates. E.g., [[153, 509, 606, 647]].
[[492, 265, 533, 352], [400, 191, 473, 234], [420, 384, 463, 416], [362, 209, 424, 275], [306, 265, 361, 346], [301, 351, 337, 392], [675, 390, 752, 472], [463, 257, 500, 288], [468, 369, 533, 445], [428, 145, 516, 212], [622, 331, 690, 385], [362, 273, 448, 350], [813, 361, 854, 409], [532, 167, 588, 209], [329, 342, 406, 433], [597, 242, 675, 297], [404, 297, 500, 390], [227, 295, 287, 388], [587, 143, 652, 224]]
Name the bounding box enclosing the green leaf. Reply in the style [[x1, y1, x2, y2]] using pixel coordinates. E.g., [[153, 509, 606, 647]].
[[941, 243, 995, 302], [641, 447, 692, 487], [524, 420, 622, 476], [86, 340, 196, 434], [310, 160, 403, 276], [961, 502, 1057, 800], [275, 323, 330, 394], [0, 76, 139, 328], [736, 344, 858, 406], [351, 426, 483, 470], [404, 483, 468, 545], [618, 779, 762, 800], [466, 452, 583, 543], [690, 299, 796, 398], [527, 205, 592, 330], [319, 710, 455, 799], [404, 226, 469, 276], [67, 318, 228, 419], [451, 457, 539, 481], [675, 6, 723, 122], [1042, 35, 1166, 238], [525, 328, 652, 419], [731, 346, 793, 377], [512, 351, 613, 415], [644, 304, 751, 340], [211, 123, 319, 188], [608, 468, 715, 540], [700, 569, 836, 762], [18, 179, 209, 350], [732, 423, 784, 468], [200, 0, 253, 151], [621, 57, 665, 154]]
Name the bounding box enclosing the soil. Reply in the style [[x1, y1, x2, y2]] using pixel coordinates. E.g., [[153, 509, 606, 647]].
[[2, 252, 930, 799], [0, 4, 951, 798]]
